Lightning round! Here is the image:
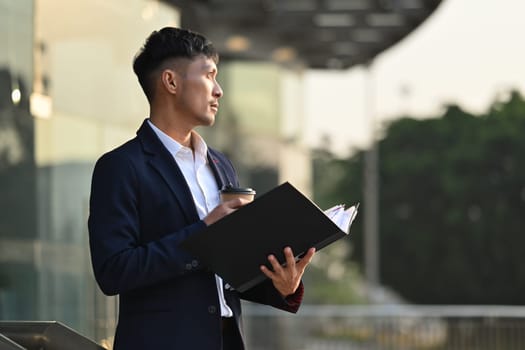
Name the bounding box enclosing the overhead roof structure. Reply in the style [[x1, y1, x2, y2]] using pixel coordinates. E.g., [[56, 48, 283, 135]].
[[167, 0, 443, 70]]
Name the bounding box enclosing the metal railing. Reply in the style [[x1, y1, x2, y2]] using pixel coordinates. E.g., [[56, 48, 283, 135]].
[[242, 304, 525, 350]]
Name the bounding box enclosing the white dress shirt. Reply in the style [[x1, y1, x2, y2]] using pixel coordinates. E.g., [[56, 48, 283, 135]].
[[147, 119, 233, 317]]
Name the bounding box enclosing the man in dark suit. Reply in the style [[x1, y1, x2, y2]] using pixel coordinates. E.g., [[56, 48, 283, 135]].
[[88, 27, 315, 350]]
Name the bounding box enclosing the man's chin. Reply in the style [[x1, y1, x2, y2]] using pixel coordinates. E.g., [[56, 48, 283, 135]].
[[199, 116, 215, 127]]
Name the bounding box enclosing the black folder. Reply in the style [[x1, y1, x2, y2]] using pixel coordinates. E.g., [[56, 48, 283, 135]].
[[180, 182, 357, 292]]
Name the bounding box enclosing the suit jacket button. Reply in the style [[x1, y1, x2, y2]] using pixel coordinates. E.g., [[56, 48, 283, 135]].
[[185, 263, 192, 270], [208, 305, 217, 314], [191, 259, 199, 267]]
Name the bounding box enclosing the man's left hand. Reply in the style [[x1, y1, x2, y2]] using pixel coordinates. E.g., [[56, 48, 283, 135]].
[[260, 246, 316, 297]]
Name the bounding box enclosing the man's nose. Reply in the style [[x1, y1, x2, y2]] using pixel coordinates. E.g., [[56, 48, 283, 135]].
[[213, 82, 223, 98]]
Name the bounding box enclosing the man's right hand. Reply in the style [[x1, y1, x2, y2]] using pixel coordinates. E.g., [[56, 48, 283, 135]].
[[203, 198, 250, 226]]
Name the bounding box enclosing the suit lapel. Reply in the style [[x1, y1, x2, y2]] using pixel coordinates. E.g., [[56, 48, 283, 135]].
[[137, 120, 199, 223], [207, 150, 235, 189]]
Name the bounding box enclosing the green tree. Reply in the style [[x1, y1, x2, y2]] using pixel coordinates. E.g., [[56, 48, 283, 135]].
[[315, 91, 525, 304]]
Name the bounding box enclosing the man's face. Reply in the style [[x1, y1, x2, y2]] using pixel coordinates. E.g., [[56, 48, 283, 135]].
[[175, 55, 223, 128]]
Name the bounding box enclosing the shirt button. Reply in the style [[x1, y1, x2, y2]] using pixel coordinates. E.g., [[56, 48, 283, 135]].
[[208, 305, 217, 314]]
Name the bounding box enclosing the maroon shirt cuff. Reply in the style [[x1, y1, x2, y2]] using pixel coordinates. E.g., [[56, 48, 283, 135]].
[[282, 281, 304, 313]]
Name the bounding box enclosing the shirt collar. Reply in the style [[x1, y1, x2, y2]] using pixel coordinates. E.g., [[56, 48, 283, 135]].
[[147, 119, 209, 161]]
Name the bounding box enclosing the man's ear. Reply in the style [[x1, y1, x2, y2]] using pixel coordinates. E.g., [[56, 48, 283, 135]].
[[161, 69, 178, 94]]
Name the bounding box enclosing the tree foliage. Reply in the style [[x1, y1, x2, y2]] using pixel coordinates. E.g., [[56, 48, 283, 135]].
[[313, 91, 525, 304]]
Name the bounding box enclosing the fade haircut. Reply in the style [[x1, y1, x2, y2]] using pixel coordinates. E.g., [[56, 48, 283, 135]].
[[133, 27, 219, 102]]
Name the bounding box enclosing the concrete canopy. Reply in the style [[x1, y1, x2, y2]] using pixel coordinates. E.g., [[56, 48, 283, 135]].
[[167, 0, 443, 69]]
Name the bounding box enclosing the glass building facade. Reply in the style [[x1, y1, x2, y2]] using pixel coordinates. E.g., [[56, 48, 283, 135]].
[[0, 0, 311, 348], [0, 0, 181, 346]]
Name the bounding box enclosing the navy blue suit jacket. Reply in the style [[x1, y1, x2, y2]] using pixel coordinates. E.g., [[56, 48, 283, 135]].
[[88, 120, 303, 350]]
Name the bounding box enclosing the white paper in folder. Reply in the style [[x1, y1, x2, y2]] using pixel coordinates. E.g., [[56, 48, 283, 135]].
[[324, 203, 359, 234]]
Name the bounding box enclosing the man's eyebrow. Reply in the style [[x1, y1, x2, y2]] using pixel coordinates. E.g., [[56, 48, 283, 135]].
[[203, 64, 217, 73]]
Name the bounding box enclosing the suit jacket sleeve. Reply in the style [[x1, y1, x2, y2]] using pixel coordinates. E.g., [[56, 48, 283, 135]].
[[88, 151, 206, 296]]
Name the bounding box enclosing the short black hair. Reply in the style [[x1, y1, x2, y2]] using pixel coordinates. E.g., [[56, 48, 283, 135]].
[[133, 27, 219, 102]]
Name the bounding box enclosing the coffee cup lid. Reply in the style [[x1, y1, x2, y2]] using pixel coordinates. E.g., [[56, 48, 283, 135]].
[[220, 185, 256, 195]]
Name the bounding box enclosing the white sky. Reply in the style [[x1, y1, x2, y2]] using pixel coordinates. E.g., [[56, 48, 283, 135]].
[[304, 0, 525, 156]]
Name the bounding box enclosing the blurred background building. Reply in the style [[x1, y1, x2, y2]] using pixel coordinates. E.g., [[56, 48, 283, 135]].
[[6, 1, 525, 349]]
